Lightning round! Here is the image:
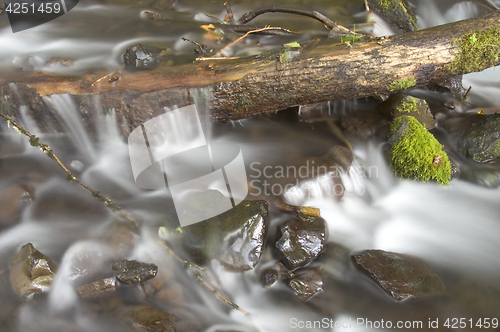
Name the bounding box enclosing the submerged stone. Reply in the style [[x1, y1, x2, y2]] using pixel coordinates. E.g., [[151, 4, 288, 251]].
[[260, 268, 279, 288], [379, 94, 435, 129], [0, 183, 32, 228], [77, 277, 116, 299], [352, 249, 446, 301], [45, 57, 74, 67], [286, 268, 324, 301], [112, 259, 158, 285], [9, 243, 58, 301], [386, 115, 451, 184], [440, 114, 500, 162], [123, 44, 160, 70], [275, 215, 327, 270], [118, 305, 175, 332], [181, 200, 268, 271]]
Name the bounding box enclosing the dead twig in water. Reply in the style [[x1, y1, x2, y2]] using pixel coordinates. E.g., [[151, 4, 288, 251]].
[[271, 196, 321, 217], [0, 113, 139, 228], [237, 5, 356, 35], [217, 25, 290, 56], [157, 239, 258, 329], [223, 2, 236, 25]]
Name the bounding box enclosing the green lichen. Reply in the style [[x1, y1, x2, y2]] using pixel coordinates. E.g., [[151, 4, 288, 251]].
[[279, 52, 291, 64], [389, 116, 451, 184], [234, 95, 253, 110], [380, 0, 391, 10], [283, 42, 301, 48], [396, 97, 418, 113], [452, 28, 500, 73], [388, 77, 416, 92]]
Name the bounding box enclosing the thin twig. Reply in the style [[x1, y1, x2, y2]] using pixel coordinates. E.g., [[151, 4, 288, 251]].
[[236, 5, 357, 37], [195, 56, 241, 61], [238, 6, 334, 29], [271, 196, 321, 217], [157, 240, 206, 275], [158, 240, 258, 328], [224, 2, 236, 25], [0, 114, 139, 228], [217, 26, 286, 56]]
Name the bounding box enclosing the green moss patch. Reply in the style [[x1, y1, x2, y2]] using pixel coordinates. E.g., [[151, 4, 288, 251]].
[[389, 116, 451, 184], [452, 28, 500, 73], [388, 78, 416, 92]]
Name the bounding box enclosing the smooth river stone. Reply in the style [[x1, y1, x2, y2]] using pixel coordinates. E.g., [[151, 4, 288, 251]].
[[181, 200, 268, 271], [275, 215, 327, 270], [9, 243, 58, 301], [352, 249, 446, 301]]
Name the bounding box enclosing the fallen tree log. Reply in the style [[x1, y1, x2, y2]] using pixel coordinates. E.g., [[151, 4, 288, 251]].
[[1, 10, 500, 135]]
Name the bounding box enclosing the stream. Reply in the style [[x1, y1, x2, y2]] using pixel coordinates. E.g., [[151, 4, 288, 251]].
[[1, 0, 500, 331]]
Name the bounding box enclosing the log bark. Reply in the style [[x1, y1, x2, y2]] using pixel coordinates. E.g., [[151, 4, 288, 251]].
[[1, 11, 500, 134]]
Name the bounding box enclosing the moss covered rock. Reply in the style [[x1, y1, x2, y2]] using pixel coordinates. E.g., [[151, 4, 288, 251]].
[[387, 115, 451, 184], [379, 94, 435, 129]]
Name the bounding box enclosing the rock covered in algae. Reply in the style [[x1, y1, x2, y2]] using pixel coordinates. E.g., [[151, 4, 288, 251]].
[[440, 113, 500, 162], [181, 200, 268, 271], [352, 249, 446, 301], [112, 259, 158, 285], [123, 44, 160, 70], [275, 215, 327, 270], [117, 305, 175, 332], [8, 243, 58, 301], [386, 115, 451, 184], [379, 94, 436, 129]]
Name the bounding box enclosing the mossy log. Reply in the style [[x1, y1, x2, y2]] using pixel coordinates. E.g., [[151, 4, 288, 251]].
[[1, 11, 500, 134]]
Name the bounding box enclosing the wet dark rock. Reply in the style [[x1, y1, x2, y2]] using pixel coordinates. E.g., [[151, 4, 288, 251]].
[[260, 268, 279, 288], [76, 277, 116, 299], [366, 0, 417, 32], [8, 243, 58, 301], [123, 44, 160, 70], [275, 215, 327, 270], [352, 249, 446, 301], [112, 260, 158, 285], [181, 200, 268, 271], [427, 75, 465, 97], [440, 113, 500, 162], [0, 183, 33, 227], [118, 305, 175, 332], [379, 94, 436, 129], [286, 268, 324, 301]]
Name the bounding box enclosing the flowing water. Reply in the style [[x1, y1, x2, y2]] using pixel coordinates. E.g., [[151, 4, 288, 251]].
[[0, 0, 500, 331]]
